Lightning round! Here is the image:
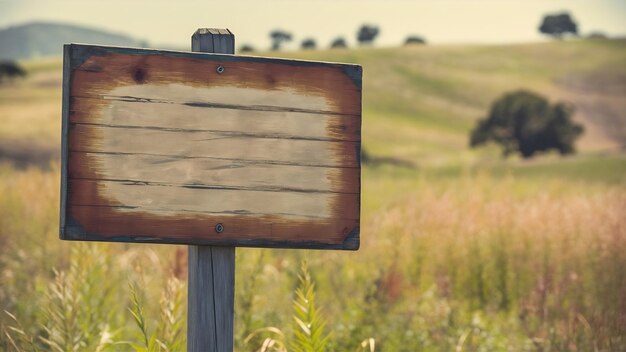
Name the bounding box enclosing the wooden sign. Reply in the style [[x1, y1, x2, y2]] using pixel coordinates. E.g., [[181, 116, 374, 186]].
[[60, 44, 361, 249]]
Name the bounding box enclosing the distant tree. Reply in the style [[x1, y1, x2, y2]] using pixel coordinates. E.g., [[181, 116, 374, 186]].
[[330, 37, 348, 49], [0, 61, 26, 83], [470, 90, 584, 158], [404, 35, 426, 46], [301, 38, 316, 50], [239, 44, 255, 53], [356, 24, 379, 45], [270, 30, 292, 51], [539, 13, 578, 39]]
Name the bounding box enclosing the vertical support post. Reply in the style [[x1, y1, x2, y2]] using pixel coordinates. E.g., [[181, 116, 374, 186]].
[[188, 28, 235, 352]]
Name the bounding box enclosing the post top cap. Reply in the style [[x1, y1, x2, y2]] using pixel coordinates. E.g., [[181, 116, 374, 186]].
[[192, 28, 233, 37]]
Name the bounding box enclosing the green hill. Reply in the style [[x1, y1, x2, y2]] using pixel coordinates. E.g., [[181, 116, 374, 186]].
[[0, 21, 147, 60]]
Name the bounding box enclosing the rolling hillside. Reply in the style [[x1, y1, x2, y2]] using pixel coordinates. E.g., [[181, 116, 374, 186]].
[[275, 39, 626, 161], [1, 39, 625, 179], [0, 21, 147, 60]]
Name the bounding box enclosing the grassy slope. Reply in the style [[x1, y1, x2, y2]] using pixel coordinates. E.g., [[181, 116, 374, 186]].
[[272, 40, 626, 212], [3, 39, 625, 157], [0, 58, 62, 158], [277, 39, 626, 156]]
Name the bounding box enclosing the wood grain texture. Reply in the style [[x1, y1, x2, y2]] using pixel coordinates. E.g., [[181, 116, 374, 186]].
[[70, 97, 360, 142], [60, 42, 362, 249], [60, 44, 71, 236], [188, 245, 234, 352], [68, 124, 358, 167], [68, 152, 360, 193], [67, 179, 359, 219], [189, 29, 235, 352]]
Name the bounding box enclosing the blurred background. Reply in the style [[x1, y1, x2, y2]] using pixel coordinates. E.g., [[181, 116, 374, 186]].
[[1, 0, 625, 351]]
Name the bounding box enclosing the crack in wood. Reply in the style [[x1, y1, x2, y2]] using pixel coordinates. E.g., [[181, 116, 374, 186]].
[[72, 94, 360, 117], [68, 176, 357, 194], [69, 150, 360, 169], [67, 203, 348, 220], [70, 122, 353, 142]]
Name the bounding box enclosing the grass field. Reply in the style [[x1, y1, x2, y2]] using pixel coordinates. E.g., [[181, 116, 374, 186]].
[[1, 39, 625, 351]]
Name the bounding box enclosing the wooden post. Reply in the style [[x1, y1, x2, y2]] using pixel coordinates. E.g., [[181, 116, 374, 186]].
[[187, 28, 236, 352]]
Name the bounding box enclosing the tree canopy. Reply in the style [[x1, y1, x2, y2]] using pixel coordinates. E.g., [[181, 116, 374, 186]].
[[239, 44, 255, 53], [404, 35, 426, 46], [301, 38, 316, 50], [357, 24, 379, 45], [470, 90, 584, 158], [0, 61, 26, 83], [269, 30, 292, 51], [330, 37, 347, 49], [539, 13, 578, 39]]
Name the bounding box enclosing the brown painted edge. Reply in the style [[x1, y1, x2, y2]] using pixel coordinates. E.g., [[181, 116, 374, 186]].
[[59, 44, 71, 239], [62, 215, 359, 250], [67, 43, 362, 89]]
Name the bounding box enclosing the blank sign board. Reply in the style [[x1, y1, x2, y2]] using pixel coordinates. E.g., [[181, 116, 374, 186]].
[[60, 44, 362, 249]]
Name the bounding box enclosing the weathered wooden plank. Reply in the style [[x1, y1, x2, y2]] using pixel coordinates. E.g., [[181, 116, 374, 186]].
[[67, 179, 359, 219], [60, 45, 71, 235], [66, 204, 358, 244], [68, 124, 359, 167], [191, 28, 235, 54], [73, 84, 352, 116], [68, 45, 361, 116], [188, 28, 236, 352], [69, 97, 360, 142], [188, 245, 235, 352], [68, 152, 360, 194]]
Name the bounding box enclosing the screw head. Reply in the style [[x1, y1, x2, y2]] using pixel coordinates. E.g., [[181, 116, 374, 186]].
[[216, 65, 225, 74], [215, 223, 224, 233]]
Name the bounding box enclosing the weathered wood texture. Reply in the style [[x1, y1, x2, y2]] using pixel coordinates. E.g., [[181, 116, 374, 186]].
[[187, 28, 236, 352], [59, 40, 71, 237], [188, 245, 235, 351], [60, 42, 362, 249]]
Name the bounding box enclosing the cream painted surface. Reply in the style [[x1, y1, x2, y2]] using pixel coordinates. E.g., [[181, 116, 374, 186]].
[[104, 84, 332, 112], [75, 180, 337, 219], [73, 152, 352, 193], [80, 83, 349, 220], [84, 99, 348, 140], [75, 124, 353, 166]]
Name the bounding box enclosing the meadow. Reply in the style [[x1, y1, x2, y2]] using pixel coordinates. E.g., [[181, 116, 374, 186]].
[[1, 39, 625, 351]]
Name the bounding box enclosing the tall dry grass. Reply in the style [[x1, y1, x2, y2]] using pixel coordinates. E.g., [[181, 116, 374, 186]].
[[347, 174, 626, 350], [0, 165, 188, 351], [1, 163, 624, 351]]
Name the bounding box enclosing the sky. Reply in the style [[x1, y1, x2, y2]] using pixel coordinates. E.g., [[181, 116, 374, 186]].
[[1, 0, 625, 50]]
